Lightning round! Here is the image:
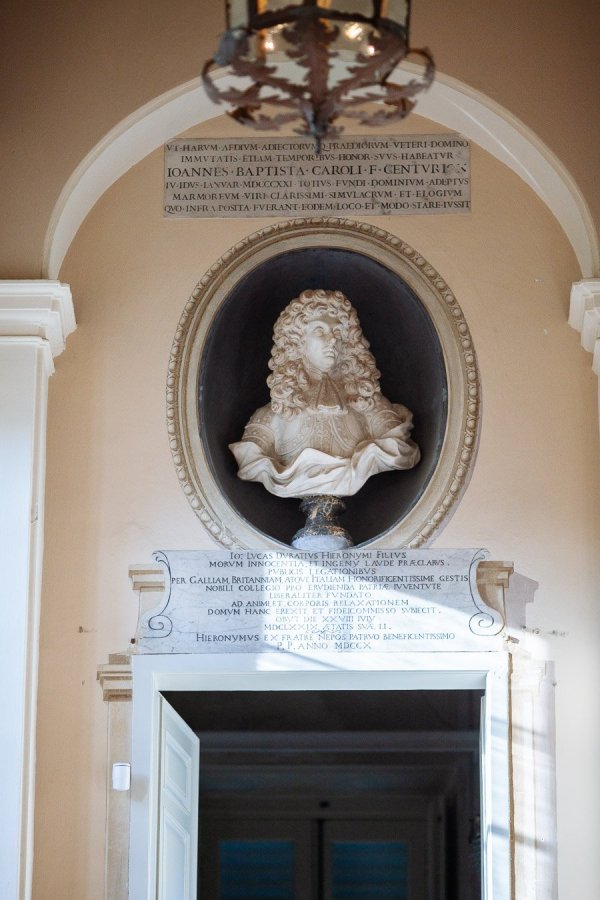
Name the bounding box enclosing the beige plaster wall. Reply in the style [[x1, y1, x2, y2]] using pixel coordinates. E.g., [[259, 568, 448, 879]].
[[34, 111, 600, 897], [1, 0, 599, 278]]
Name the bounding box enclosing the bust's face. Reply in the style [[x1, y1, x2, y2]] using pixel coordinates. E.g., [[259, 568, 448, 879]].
[[303, 316, 342, 374]]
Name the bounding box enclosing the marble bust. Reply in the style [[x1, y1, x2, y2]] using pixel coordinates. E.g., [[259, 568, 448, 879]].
[[229, 289, 420, 498]]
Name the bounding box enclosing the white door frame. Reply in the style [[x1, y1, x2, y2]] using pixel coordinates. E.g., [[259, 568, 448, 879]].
[[129, 650, 511, 900]]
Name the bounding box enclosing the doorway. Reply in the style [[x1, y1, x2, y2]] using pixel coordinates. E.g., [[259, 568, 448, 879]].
[[128, 655, 512, 900], [163, 688, 483, 899]]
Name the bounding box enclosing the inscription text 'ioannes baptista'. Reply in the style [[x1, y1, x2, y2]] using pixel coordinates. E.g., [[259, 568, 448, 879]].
[[164, 134, 470, 219]]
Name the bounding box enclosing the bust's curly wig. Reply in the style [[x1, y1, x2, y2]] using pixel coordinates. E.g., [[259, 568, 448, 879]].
[[267, 289, 381, 418]]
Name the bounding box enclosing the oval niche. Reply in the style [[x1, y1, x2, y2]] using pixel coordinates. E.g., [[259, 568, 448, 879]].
[[168, 219, 480, 549]]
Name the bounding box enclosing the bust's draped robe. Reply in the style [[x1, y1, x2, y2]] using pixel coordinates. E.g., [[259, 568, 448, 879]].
[[230, 376, 420, 498]]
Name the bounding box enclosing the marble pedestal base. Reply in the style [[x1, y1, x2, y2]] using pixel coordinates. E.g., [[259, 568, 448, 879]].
[[291, 495, 353, 550]]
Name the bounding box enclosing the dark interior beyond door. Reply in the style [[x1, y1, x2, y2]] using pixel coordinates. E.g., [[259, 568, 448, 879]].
[[163, 688, 483, 899]]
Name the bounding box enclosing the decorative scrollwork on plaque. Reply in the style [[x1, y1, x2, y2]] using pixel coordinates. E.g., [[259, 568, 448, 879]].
[[468, 548, 505, 636], [137, 551, 174, 639]]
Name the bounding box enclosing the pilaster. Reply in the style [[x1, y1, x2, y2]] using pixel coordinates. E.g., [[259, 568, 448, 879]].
[[510, 652, 558, 900], [97, 653, 133, 900], [0, 281, 75, 900]]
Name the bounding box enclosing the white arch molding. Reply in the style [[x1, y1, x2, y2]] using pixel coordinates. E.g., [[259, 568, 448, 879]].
[[42, 65, 599, 280]]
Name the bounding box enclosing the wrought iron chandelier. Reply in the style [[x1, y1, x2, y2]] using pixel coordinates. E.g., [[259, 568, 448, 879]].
[[203, 1, 435, 152]]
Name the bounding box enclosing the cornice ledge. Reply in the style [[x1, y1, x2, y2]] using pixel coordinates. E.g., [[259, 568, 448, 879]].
[[476, 560, 514, 622], [97, 652, 133, 702], [569, 279, 600, 375], [128, 564, 166, 593], [0, 280, 76, 357]]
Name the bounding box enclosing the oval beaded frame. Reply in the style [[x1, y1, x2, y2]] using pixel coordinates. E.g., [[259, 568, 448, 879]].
[[167, 219, 480, 549]]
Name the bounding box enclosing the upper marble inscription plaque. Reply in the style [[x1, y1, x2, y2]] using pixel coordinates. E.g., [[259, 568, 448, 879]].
[[164, 134, 470, 218], [133, 549, 507, 655]]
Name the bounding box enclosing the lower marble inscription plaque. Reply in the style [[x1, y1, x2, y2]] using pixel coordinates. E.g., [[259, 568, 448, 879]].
[[133, 550, 507, 654]]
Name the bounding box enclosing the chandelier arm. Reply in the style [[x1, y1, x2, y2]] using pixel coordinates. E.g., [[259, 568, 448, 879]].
[[284, 17, 337, 106], [278, 17, 342, 145], [339, 99, 415, 125], [302, 33, 397, 135], [202, 59, 303, 111], [307, 47, 433, 146], [228, 58, 307, 100], [204, 27, 307, 102], [229, 109, 303, 129], [380, 46, 436, 89], [325, 42, 406, 106], [332, 52, 435, 110]]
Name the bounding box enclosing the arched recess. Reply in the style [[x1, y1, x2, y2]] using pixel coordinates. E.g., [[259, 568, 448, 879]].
[[43, 66, 599, 280]]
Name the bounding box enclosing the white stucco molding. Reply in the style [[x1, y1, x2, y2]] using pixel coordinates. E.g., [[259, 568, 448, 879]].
[[42, 67, 599, 281], [569, 279, 600, 376], [0, 279, 74, 900], [511, 653, 557, 899], [97, 654, 133, 900], [0, 280, 76, 365]]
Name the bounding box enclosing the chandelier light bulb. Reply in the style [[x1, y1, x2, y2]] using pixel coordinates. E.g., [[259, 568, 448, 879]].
[[344, 22, 366, 41]]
